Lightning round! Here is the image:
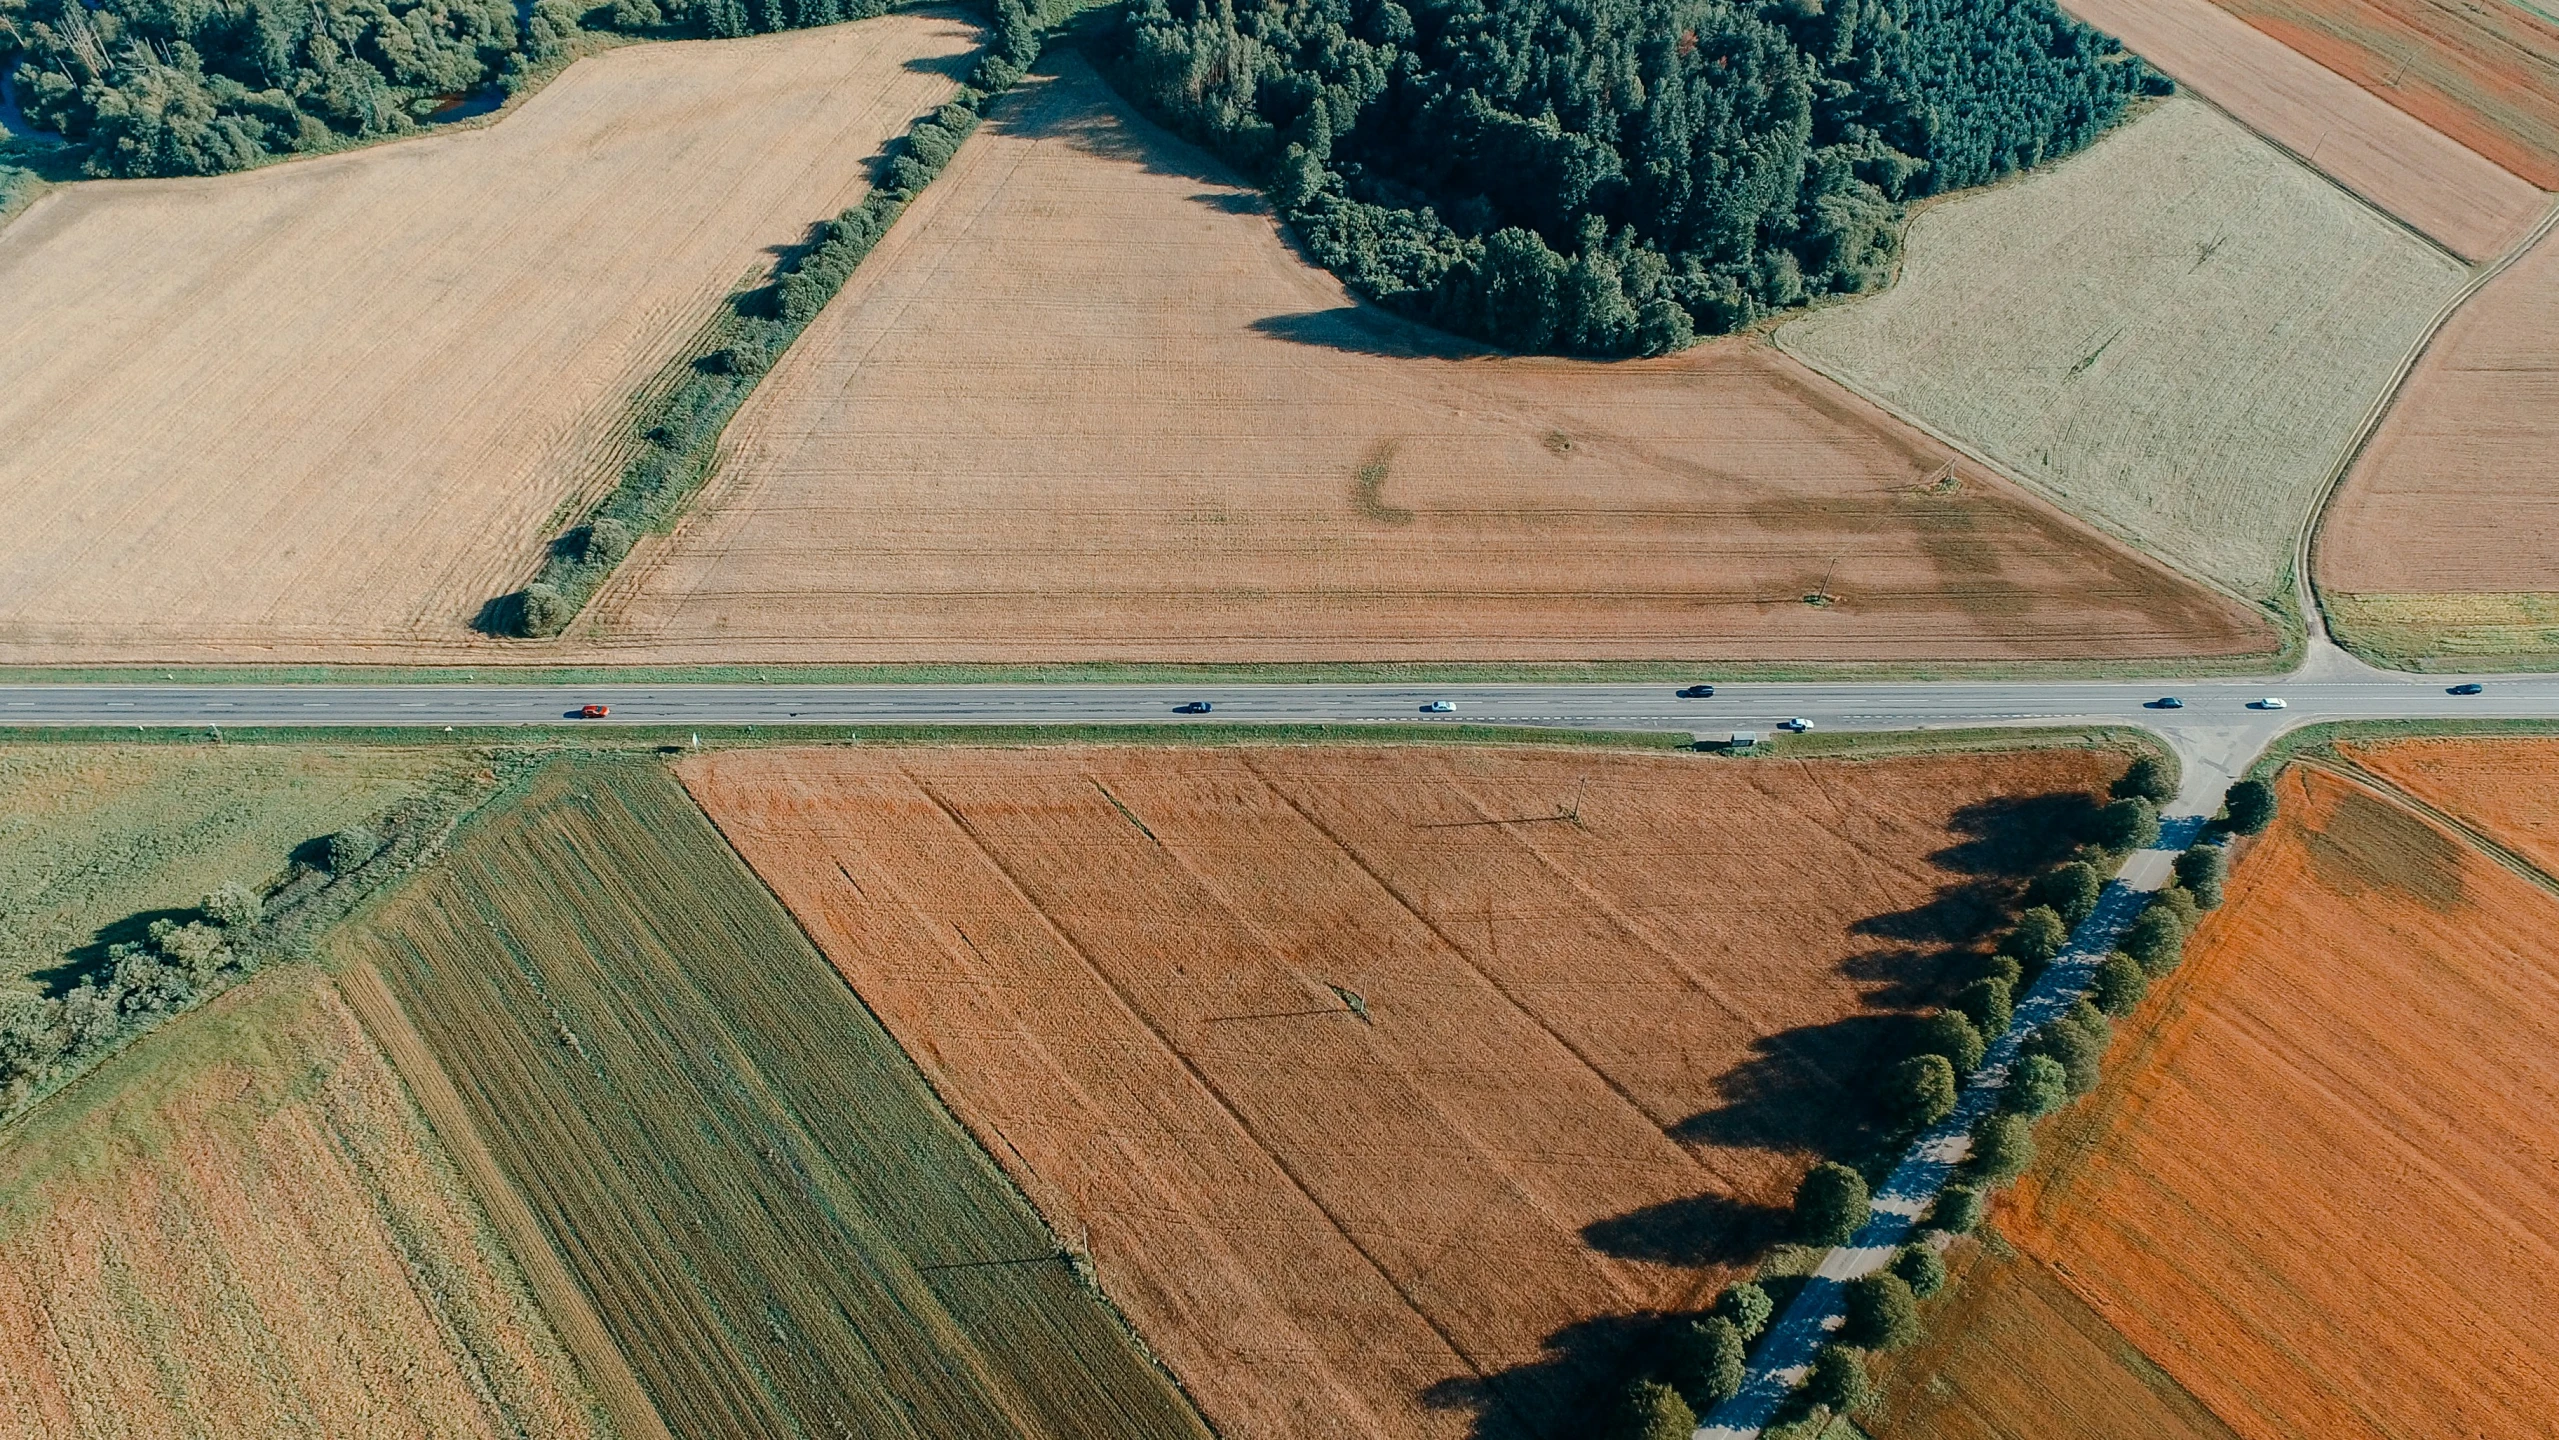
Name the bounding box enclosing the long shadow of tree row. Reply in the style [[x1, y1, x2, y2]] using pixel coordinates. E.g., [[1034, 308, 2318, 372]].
[[1426, 787, 2104, 1440]]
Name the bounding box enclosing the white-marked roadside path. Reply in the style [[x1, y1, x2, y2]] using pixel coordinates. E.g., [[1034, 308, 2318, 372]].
[[1696, 812, 2207, 1438]]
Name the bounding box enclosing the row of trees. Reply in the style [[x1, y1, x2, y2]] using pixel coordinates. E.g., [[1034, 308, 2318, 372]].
[[0, 821, 384, 1116], [1104, 0, 2166, 355], [1773, 767, 2278, 1431], [504, 0, 1041, 634], [1, 0, 585, 176]]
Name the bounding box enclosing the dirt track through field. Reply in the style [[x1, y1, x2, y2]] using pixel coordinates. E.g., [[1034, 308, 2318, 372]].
[[0, 16, 975, 665], [683, 743, 2118, 1440], [2061, 0, 2547, 260], [582, 59, 2269, 665]]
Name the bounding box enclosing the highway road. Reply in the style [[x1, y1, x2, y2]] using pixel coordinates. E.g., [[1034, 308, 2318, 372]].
[[9, 657, 2555, 805]]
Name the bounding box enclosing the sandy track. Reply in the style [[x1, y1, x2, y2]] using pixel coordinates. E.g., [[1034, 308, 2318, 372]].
[[0, 17, 976, 666], [2201, 0, 2559, 188], [1780, 99, 2464, 602], [582, 60, 2269, 665], [2062, 0, 2546, 260], [683, 743, 2117, 1440], [2317, 225, 2559, 645], [1983, 765, 2559, 1440]]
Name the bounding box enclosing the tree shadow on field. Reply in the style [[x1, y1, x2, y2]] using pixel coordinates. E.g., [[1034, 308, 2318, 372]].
[[1582, 1192, 1790, 1268], [30, 906, 200, 996], [1250, 307, 1480, 360], [1422, 1312, 1669, 1440]]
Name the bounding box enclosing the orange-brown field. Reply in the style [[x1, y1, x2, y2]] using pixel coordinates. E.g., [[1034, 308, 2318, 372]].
[[2061, 0, 2548, 260], [680, 742, 2120, 1440], [583, 60, 2270, 665], [1880, 762, 2559, 1439], [0, 967, 608, 1439], [2343, 735, 2559, 871], [2203, 0, 2559, 187], [2318, 228, 2559, 624], [0, 16, 975, 665]]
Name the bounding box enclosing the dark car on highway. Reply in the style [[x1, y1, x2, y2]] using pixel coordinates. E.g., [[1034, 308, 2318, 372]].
[[2450, 683, 2486, 695], [1175, 701, 1214, 713], [2147, 697, 2184, 709], [1676, 684, 1716, 698]]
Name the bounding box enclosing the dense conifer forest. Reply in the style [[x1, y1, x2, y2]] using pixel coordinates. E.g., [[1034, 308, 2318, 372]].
[[1107, 0, 2166, 354]]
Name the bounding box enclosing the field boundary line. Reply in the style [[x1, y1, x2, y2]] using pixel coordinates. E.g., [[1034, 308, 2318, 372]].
[[336, 959, 679, 1440], [2314, 755, 2559, 904], [1762, 336, 2296, 651], [898, 769, 1528, 1431], [2299, 191, 2559, 657]]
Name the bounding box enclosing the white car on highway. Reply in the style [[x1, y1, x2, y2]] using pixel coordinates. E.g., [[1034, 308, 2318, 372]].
[[2251, 697, 2288, 710], [1782, 717, 1815, 732]]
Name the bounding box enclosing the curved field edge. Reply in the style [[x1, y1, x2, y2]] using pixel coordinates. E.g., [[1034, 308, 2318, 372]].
[[1777, 97, 2467, 610], [323, 754, 1212, 1440], [0, 963, 616, 1439]]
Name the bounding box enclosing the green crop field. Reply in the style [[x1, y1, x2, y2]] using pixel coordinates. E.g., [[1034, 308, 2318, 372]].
[[333, 756, 1209, 1440]]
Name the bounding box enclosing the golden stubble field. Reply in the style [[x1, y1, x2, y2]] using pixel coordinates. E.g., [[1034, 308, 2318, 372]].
[[0, 966, 610, 1439], [582, 59, 2270, 665], [683, 742, 2120, 1440], [1781, 98, 2467, 601], [0, 15, 976, 665]]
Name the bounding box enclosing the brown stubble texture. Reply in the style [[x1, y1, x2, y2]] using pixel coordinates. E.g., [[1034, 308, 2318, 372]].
[[0, 17, 977, 665], [0, 968, 613, 1440], [1986, 765, 2559, 1440], [2342, 736, 2559, 870], [680, 743, 2119, 1440], [2201, 0, 2559, 188], [2060, 0, 2547, 260], [589, 59, 2270, 664], [2319, 228, 2559, 593]]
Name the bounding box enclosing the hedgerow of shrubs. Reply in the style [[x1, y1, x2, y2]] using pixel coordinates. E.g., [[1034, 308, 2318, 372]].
[[503, 3, 1040, 636]]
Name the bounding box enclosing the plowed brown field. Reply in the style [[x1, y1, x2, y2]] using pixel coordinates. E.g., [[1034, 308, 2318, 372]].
[[585, 59, 2271, 665], [681, 742, 2121, 1440], [2203, 0, 2559, 188], [2318, 228, 2559, 658], [2343, 735, 2559, 870], [2061, 0, 2547, 260], [0, 16, 975, 665], [0, 966, 610, 1439], [1922, 764, 2559, 1440]]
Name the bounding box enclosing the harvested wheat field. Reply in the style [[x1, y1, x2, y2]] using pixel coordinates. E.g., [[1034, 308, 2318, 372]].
[[0, 15, 976, 665], [0, 965, 611, 1439], [2060, 0, 2548, 259], [1887, 764, 2559, 1440], [2201, 0, 2559, 188], [581, 59, 2270, 665], [337, 758, 1209, 1440], [1780, 98, 2466, 600], [2343, 735, 2559, 872], [0, 745, 455, 986], [681, 741, 2122, 1440], [2318, 227, 2559, 660]]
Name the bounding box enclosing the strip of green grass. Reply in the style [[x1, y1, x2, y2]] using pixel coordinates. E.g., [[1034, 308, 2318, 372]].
[[330, 756, 1209, 1440]]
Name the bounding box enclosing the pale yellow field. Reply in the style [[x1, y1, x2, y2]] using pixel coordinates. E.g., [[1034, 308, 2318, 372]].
[[0, 965, 613, 1439], [1780, 98, 2467, 601], [0, 16, 976, 665]]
